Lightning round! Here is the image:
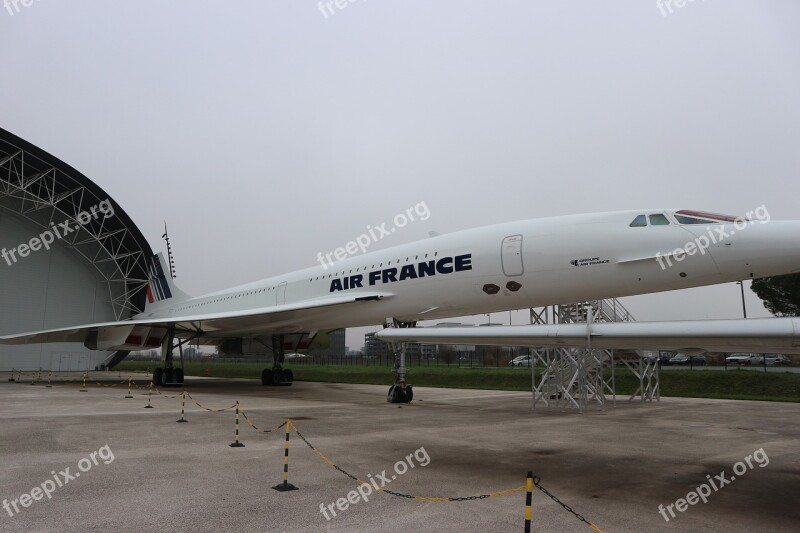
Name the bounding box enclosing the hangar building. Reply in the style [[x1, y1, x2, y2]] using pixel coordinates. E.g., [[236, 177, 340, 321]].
[[0, 127, 153, 371]]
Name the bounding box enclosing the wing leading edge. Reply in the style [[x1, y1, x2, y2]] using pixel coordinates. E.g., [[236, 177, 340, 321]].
[[0, 292, 393, 349], [375, 317, 800, 354]]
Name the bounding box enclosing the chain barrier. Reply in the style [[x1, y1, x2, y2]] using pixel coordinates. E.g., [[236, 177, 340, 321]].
[[93, 380, 128, 388], [22, 374, 134, 389], [535, 482, 607, 533], [185, 392, 237, 412], [144, 381, 154, 408], [154, 388, 182, 399], [177, 391, 188, 423], [240, 410, 288, 433], [4, 370, 606, 530], [271, 419, 298, 491], [291, 425, 526, 503], [292, 423, 604, 529]]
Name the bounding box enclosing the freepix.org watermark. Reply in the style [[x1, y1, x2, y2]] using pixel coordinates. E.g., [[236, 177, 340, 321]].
[[317, 0, 367, 20], [319, 446, 431, 521], [316, 201, 431, 270], [4, 0, 42, 16], [656, 0, 703, 18], [3, 445, 115, 518], [658, 447, 769, 522], [655, 205, 770, 271], [1, 199, 115, 267]]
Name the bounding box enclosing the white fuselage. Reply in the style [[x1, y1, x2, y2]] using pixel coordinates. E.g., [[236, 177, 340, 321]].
[[137, 209, 800, 336]]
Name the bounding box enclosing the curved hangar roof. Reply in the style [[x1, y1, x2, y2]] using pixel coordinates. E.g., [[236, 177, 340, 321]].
[[0, 127, 153, 321]]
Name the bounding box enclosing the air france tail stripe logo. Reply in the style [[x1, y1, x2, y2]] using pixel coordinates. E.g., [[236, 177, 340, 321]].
[[147, 255, 172, 303]]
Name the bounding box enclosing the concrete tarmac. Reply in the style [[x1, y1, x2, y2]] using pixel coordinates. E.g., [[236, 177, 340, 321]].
[[1, 372, 798, 532]]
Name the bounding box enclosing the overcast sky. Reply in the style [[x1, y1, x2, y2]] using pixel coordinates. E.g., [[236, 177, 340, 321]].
[[2, 1, 799, 349]]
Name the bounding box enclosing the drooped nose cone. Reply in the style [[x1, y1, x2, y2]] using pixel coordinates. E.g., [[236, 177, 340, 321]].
[[708, 220, 800, 279]]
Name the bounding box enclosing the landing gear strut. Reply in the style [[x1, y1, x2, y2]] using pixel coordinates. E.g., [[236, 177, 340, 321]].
[[261, 335, 294, 386], [152, 329, 186, 387], [387, 319, 415, 404]]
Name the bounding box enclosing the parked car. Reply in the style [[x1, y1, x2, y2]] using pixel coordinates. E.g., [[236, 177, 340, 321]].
[[508, 355, 532, 367], [669, 354, 690, 365], [764, 354, 792, 366], [665, 354, 706, 366], [725, 353, 763, 365], [653, 352, 676, 365]]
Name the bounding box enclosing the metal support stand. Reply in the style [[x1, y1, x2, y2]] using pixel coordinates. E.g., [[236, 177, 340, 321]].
[[272, 420, 298, 491], [530, 299, 654, 412], [623, 357, 660, 403]]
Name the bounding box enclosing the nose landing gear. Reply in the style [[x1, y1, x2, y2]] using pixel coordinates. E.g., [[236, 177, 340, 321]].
[[386, 319, 416, 404]]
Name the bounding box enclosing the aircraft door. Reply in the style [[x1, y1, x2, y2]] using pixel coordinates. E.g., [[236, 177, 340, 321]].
[[276, 282, 287, 305], [501, 235, 524, 276]]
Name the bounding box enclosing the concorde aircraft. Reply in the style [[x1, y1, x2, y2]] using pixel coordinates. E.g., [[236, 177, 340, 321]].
[[3, 208, 800, 403]]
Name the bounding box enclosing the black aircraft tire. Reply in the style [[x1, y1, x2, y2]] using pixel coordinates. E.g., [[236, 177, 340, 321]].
[[283, 369, 294, 385], [175, 368, 184, 385], [153, 368, 164, 387], [389, 385, 407, 404], [396, 386, 407, 403], [271, 370, 283, 386], [261, 369, 273, 386]]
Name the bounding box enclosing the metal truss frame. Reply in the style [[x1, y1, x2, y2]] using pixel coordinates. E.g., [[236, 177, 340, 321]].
[[530, 299, 659, 412], [0, 137, 151, 322]]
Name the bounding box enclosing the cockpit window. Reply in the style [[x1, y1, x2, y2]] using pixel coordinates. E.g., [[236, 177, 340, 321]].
[[674, 215, 714, 224], [629, 214, 647, 227], [649, 214, 670, 226], [675, 210, 738, 224]]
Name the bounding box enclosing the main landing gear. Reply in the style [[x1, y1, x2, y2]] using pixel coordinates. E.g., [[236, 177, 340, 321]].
[[386, 319, 415, 404], [153, 329, 185, 387], [153, 366, 184, 387], [261, 368, 294, 386], [261, 335, 294, 387]]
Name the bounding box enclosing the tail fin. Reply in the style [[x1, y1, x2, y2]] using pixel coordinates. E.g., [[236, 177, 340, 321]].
[[145, 253, 191, 311]]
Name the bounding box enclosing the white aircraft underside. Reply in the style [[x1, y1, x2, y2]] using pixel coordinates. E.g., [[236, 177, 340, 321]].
[[3, 208, 800, 355]]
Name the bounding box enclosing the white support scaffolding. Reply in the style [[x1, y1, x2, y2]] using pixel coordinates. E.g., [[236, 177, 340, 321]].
[[530, 299, 659, 412]]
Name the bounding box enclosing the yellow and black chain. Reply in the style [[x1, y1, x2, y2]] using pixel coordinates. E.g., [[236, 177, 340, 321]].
[[185, 392, 236, 412], [291, 425, 526, 503], [92, 380, 129, 388], [239, 410, 287, 433], [154, 388, 182, 399], [7, 370, 603, 531], [535, 483, 606, 533]]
